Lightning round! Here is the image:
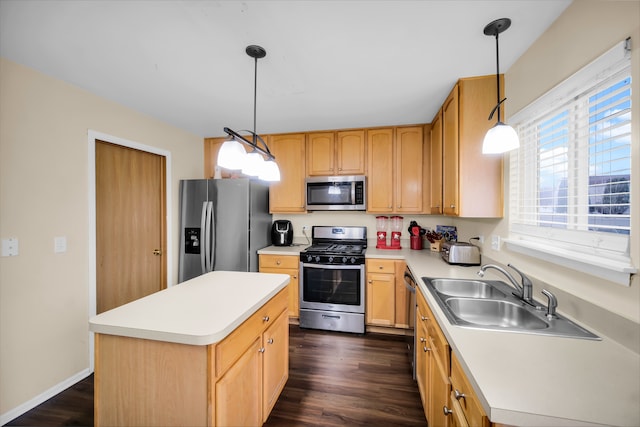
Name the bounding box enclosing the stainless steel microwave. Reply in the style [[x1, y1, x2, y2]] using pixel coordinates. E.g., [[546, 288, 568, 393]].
[[305, 175, 366, 211]]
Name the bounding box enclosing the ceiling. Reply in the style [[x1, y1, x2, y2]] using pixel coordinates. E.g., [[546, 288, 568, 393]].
[[0, 0, 572, 138]]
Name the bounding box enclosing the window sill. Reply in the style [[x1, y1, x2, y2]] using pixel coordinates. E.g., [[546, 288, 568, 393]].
[[503, 238, 636, 286]]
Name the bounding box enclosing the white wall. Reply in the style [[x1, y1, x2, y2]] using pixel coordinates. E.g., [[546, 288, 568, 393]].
[[0, 58, 203, 420]]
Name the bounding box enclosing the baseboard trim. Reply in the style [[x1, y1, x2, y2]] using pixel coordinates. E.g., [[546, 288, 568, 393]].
[[0, 368, 93, 425]]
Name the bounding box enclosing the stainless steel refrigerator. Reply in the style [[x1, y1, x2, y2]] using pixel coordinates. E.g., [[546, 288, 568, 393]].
[[178, 178, 272, 283]]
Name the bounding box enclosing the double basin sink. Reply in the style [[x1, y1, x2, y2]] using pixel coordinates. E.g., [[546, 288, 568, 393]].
[[423, 277, 600, 340]]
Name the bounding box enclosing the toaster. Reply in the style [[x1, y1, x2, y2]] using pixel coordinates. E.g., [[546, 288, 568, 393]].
[[441, 242, 481, 266]]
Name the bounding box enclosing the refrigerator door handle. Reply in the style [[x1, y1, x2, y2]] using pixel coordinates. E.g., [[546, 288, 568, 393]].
[[206, 201, 215, 272], [200, 201, 208, 274]]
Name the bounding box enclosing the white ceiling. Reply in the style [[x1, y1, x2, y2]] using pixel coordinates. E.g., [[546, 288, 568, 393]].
[[0, 0, 572, 138]]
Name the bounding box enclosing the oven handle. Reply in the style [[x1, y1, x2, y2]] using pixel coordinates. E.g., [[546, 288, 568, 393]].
[[301, 262, 364, 270]]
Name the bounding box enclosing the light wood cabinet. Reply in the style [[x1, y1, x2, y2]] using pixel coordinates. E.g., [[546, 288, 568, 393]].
[[267, 133, 306, 213], [366, 128, 395, 212], [430, 111, 443, 214], [366, 126, 423, 213], [204, 137, 235, 179], [442, 75, 504, 217], [449, 352, 489, 427], [395, 126, 424, 213], [307, 130, 366, 176], [215, 288, 288, 425], [259, 254, 300, 318], [366, 259, 411, 329]]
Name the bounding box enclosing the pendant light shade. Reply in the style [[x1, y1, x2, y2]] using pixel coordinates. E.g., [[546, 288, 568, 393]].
[[482, 122, 519, 154], [217, 138, 247, 170], [482, 18, 519, 155], [217, 45, 280, 181]]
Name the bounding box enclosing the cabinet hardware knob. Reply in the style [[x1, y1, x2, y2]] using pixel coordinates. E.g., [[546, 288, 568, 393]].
[[379, 266, 383, 269], [443, 406, 453, 416], [258, 347, 265, 353], [421, 315, 427, 321], [419, 337, 425, 343], [450, 204, 455, 208], [293, 275, 297, 279], [423, 346, 431, 352], [276, 260, 281, 265], [267, 338, 274, 344], [153, 249, 162, 255], [263, 316, 270, 322], [454, 389, 466, 400], [368, 280, 372, 284]]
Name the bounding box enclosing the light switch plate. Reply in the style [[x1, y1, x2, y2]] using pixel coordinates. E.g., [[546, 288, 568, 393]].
[[54, 236, 67, 253], [1, 238, 19, 256]]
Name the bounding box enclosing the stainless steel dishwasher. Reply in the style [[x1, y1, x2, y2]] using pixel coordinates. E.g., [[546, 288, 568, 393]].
[[403, 266, 417, 379]]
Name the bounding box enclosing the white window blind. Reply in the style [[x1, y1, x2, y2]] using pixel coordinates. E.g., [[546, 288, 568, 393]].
[[507, 39, 635, 285]]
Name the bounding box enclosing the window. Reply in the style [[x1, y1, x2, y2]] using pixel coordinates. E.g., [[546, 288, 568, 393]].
[[507, 39, 635, 285]]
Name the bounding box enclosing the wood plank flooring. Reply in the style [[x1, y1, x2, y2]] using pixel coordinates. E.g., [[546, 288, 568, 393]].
[[6, 326, 425, 426]]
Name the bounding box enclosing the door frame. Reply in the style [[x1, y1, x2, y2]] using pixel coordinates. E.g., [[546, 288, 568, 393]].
[[87, 130, 172, 371]]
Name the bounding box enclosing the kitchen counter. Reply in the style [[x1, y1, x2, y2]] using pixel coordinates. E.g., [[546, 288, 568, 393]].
[[259, 243, 640, 426], [89, 270, 290, 345], [257, 243, 309, 256]]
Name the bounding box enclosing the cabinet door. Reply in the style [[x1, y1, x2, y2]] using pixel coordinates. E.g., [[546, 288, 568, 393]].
[[395, 126, 423, 213], [215, 336, 262, 427], [366, 273, 395, 326], [268, 134, 306, 213], [415, 306, 430, 422], [262, 310, 289, 422], [394, 260, 411, 329], [429, 340, 451, 427], [336, 130, 366, 175], [307, 132, 335, 176], [366, 128, 394, 212], [443, 85, 459, 216], [260, 266, 299, 318], [430, 111, 443, 214]]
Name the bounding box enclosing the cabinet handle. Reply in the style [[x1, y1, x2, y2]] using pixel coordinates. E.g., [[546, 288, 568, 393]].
[[421, 315, 428, 321], [454, 389, 466, 401], [423, 345, 431, 353], [267, 338, 274, 344], [263, 316, 270, 322], [450, 204, 456, 209], [379, 266, 383, 270], [419, 337, 425, 343], [443, 406, 453, 416], [293, 275, 297, 279], [368, 280, 373, 284], [258, 347, 265, 353], [276, 260, 281, 265]]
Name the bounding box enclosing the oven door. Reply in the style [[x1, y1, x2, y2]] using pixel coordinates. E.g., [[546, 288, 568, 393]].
[[299, 262, 365, 314]]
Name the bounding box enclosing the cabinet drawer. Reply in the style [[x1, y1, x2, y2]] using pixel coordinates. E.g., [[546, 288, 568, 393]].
[[259, 254, 299, 269], [450, 352, 489, 427], [216, 288, 288, 377], [366, 259, 396, 274]]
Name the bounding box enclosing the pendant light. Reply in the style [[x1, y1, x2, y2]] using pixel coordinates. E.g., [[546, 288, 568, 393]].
[[217, 45, 280, 181], [482, 18, 519, 154]]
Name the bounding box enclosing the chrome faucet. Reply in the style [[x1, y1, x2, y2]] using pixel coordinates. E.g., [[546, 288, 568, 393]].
[[477, 263, 534, 305]]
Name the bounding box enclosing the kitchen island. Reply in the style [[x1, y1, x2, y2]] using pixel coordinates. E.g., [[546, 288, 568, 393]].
[[89, 271, 290, 427]]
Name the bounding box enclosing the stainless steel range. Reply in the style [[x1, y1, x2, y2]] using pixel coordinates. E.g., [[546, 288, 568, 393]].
[[299, 226, 367, 334]]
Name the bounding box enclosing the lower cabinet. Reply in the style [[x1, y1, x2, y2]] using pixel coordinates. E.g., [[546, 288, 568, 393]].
[[416, 288, 489, 427], [259, 254, 300, 318], [215, 289, 289, 426], [365, 259, 410, 329]]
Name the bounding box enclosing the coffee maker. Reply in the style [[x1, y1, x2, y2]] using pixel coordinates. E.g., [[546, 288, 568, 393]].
[[271, 220, 293, 246]]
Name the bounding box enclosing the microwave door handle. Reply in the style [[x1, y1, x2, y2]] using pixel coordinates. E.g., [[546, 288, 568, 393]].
[[351, 181, 356, 203]]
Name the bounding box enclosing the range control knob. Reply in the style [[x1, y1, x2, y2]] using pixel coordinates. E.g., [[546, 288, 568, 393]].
[[306, 255, 313, 262], [328, 256, 334, 263], [342, 257, 348, 264], [350, 257, 357, 264], [314, 256, 321, 263]]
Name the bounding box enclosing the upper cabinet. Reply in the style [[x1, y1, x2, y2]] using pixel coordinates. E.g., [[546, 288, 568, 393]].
[[441, 75, 504, 218], [267, 133, 306, 213], [367, 126, 423, 213], [307, 130, 366, 176], [204, 137, 233, 179], [429, 112, 443, 214]]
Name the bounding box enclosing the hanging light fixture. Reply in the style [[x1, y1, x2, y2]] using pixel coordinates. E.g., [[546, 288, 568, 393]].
[[482, 18, 519, 155], [217, 45, 280, 181]]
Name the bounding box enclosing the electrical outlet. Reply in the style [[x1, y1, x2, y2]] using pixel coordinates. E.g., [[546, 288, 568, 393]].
[[491, 235, 501, 251], [302, 225, 309, 232], [478, 235, 485, 244]]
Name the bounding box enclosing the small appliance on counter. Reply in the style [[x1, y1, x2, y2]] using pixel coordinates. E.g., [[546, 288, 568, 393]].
[[375, 215, 403, 249], [271, 220, 293, 246], [441, 241, 481, 266]]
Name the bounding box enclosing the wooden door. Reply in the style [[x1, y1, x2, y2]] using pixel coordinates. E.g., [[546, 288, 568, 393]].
[[268, 134, 306, 212], [96, 141, 166, 313], [366, 273, 395, 326], [443, 85, 459, 216], [336, 130, 366, 175], [395, 126, 423, 213], [366, 128, 394, 212]]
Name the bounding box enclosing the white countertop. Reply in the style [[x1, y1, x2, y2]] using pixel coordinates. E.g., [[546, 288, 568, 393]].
[[260, 244, 640, 426], [89, 271, 290, 346]]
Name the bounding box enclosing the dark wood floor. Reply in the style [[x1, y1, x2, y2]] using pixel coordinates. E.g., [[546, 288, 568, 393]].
[[6, 325, 425, 427]]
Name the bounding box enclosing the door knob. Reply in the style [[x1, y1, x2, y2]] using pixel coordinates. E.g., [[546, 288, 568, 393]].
[[153, 249, 162, 256]]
